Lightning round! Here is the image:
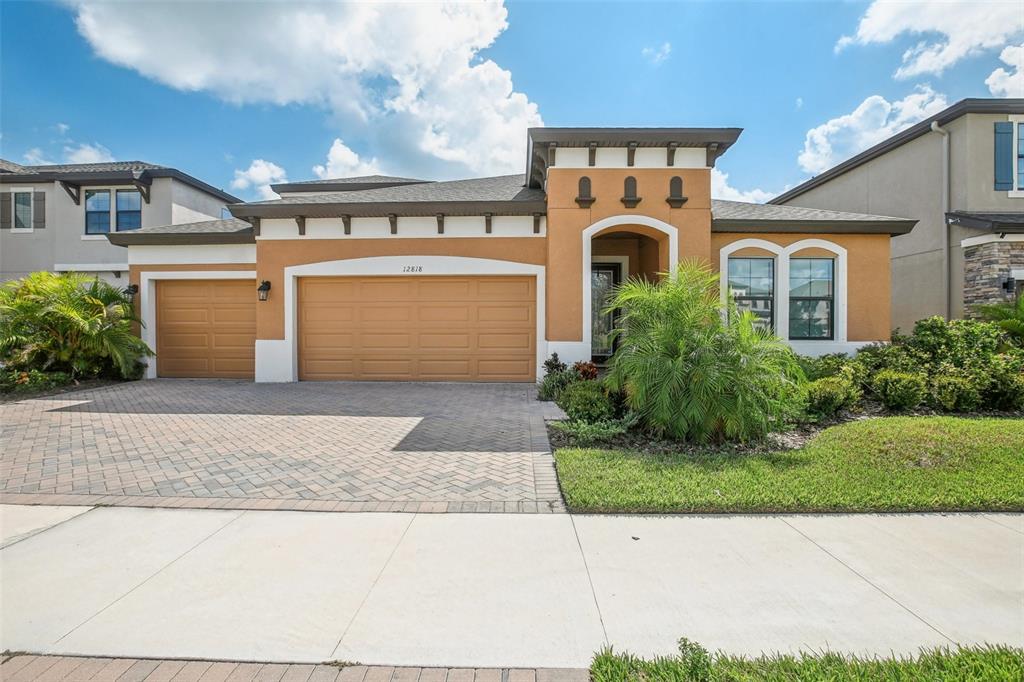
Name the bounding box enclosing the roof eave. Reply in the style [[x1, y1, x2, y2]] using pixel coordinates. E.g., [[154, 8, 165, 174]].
[[106, 231, 255, 247], [712, 218, 917, 236], [229, 200, 548, 219]]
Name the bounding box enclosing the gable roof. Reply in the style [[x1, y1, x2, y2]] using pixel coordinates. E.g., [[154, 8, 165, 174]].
[[770, 98, 1024, 205], [711, 199, 916, 235], [271, 174, 430, 193], [0, 158, 240, 203], [232, 174, 546, 218]]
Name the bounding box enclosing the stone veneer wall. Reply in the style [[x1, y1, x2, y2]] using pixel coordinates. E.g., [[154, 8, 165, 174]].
[[963, 240, 1024, 312]]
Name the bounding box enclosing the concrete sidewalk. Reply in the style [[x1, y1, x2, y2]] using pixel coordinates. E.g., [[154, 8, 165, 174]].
[[1, 505, 1021, 668]]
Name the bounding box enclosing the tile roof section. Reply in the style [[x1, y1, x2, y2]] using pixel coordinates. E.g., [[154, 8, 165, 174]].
[[106, 218, 254, 246]]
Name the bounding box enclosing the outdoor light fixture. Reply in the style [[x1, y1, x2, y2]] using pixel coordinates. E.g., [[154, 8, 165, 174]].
[[257, 280, 272, 302], [123, 284, 139, 303]]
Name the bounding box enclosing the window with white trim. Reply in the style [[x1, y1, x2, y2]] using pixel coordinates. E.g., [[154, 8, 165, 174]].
[[12, 191, 32, 230], [85, 190, 111, 234], [728, 257, 774, 332], [789, 258, 834, 340]]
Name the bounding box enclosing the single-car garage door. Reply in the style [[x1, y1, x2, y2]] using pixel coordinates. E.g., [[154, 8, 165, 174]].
[[156, 279, 256, 378], [299, 275, 536, 382]]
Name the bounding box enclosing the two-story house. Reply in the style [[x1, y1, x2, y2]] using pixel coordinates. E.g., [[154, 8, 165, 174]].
[[105, 126, 916, 382], [771, 98, 1024, 332], [0, 159, 239, 284]]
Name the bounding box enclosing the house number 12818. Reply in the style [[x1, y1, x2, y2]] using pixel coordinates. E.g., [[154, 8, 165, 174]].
[[402, 265, 423, 273]]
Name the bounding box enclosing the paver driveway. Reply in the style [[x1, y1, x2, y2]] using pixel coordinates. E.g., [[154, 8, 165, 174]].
[[0, 380, 563, 513]]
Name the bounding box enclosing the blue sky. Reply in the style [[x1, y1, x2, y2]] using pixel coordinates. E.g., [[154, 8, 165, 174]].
[[1, 1, 1021, 202]]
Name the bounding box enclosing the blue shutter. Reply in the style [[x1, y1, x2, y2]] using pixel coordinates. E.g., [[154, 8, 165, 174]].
[[994, 121, 1013, 191]]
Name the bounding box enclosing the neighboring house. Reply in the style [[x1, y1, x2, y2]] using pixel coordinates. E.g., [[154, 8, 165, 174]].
[[108, 127, 916, 382], [771, 98, 1024, 333], [0, 159, 239, 284]]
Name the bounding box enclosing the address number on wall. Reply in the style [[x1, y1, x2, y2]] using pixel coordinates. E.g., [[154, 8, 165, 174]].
[[402, 266, 424, 273]]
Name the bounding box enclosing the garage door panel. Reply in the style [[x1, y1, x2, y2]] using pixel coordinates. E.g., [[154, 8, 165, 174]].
[[299, 275, 535, 382], [156, 279, 256, 379]]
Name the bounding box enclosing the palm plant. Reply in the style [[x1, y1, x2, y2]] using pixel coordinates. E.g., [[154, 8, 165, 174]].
[[605, 260, 805, 443], [0, 271, 153, 378], [975, 296, 1024, 344]]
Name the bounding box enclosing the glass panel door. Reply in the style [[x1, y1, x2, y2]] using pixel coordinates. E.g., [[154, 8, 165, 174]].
[[591, 263, 621, 360]]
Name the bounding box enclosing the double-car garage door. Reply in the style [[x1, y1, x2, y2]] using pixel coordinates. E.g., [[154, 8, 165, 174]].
[[154, 275, 536, 382]]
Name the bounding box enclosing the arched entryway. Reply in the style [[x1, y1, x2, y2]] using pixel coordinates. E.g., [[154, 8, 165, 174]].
[[581, 215, 679, 361]]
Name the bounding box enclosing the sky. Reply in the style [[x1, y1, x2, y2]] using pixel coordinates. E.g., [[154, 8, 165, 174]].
[[1, 0, 1022, 203]]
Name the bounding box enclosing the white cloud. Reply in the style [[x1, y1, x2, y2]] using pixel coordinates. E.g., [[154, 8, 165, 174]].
[[795, 97, 803, 110], [642, 42, 672, 65], [63, 142, 115, 164], [798, 85, 948, 175], [837, 0, 1024, 79], [313, 138, 382, 179], [63, 0, 542, 178], [55, 122, 70, 135], [23, 148, 54, 165], [232, 159, 287, 200], [986, 43, 1024, 97], [711, 168, 773, 204]]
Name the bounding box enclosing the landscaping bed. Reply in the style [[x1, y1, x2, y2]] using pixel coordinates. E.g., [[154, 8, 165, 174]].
[[591, 638, 1024, 682], [555, 416, 1024, 513]]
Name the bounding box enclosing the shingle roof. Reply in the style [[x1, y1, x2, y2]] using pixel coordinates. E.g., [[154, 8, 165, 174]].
[[0, 159, 27, 173], [277, 175, 428, 187], [711, 199, 916, 235], [106, 218, 254, 246], [27, 160, 166, 173], [234, 174, 546, 218]]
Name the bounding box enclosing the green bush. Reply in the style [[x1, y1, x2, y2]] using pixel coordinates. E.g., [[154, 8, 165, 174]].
[[806, 374, 861, 417], [929, 374, 981, 412], [0, 369, 72, 394], [605, 261, 805, 443], [549, 419, 626, 445], [557, 380, 615, 423], [975, 295, 1024, 344], [798, 353, 851, 381], [537, 368, 577, 402], [0, 272, 152, 379], [977, 354, 1024, 410], [542, 352, 567, 376], [872, 369, 927, 410]]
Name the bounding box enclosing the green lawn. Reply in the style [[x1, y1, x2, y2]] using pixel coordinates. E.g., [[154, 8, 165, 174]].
[[555, 417, 1024, 513], [591, 640, 1024, 682]]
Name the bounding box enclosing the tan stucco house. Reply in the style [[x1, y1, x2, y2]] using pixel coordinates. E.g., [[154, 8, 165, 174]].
[[107, 127, 916, 383], [772, 98, 1024, 332]]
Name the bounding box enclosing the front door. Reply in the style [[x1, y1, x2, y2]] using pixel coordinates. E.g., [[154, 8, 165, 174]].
[[591, 263, 622, 361]]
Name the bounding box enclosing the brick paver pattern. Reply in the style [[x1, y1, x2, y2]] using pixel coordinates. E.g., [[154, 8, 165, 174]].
[[0, 655, 589, 682], [0, 380, 563, 512]]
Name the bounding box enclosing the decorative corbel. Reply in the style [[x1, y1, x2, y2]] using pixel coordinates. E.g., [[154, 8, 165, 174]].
[[59, 181, 81, 205], [626, 142, 637, 167], [294, 215, 306, 236], [132, 180, 151, 204], [706, 142, 720, 167], [388, 214, 398, 235], [547, 142, 557, 168], [667, 142, 678, 167], [436, 213, 445, 234], [588, 142, 598, 167], [342, 215, 351, 235], [533, 213, 542, 234], [484, 213, 493, 234], [251, 217, 261, 237]]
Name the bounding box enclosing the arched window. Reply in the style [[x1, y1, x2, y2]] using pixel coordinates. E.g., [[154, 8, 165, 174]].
[[621, 176, 641, 208], [667, 176, 687, 208], [575, 176, 595, 208]]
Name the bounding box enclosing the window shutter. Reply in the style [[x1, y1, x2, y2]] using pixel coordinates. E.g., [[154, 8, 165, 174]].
[[0, 193, 10, 229], [33, 191, 46, 229], [994, 121, 1013, 191]]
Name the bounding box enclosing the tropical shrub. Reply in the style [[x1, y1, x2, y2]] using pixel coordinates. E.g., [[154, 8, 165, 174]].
[[572, 360, 599, 380], [549, 419, 626, 446], [0, 272, 152, 379], [899, 316, 1005, 371], [929, 374, 981, 412], [605, 261, 805, 443], [798, 353, 851, 381], [543, 352, 568, 376], [975, 295, 1024, 344], [872, 370, 927, 410], [806, 373, 861, 417], [537, 368, 577, 402], [977, 354, 1024, 410], [557, 379, 615, 423]]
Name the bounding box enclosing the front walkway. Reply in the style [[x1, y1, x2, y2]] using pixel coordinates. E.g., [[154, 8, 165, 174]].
[[0, 380, 563, 513], [2, 505, 1020, 668]]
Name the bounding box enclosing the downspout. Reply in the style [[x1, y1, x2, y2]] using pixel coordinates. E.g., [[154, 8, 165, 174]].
[[931, 120, 950, 318]]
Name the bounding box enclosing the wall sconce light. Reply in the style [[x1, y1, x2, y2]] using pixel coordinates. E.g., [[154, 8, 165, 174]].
[[1001, 277, 1017, 294], [257, 280, 272, 302], [123, 284, 139, 303]]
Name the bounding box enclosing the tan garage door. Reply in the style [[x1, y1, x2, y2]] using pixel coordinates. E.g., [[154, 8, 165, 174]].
[[299, 276, 536, 382], [156, 279, 256, 379]]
